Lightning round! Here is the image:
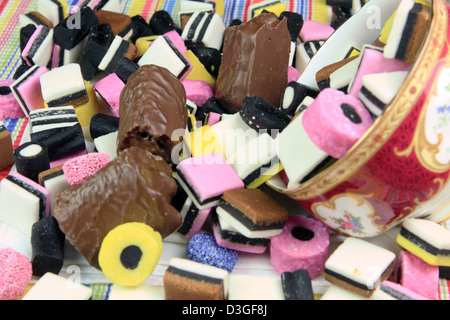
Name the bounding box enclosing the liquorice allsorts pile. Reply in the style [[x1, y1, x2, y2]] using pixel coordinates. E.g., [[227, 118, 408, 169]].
[[0, 0, 446, 301]]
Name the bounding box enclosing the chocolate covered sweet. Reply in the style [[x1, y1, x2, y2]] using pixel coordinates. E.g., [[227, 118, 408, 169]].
[[54, 146, 182, 269], [117, 64, 188, 162], [215, 12, 291, 112]]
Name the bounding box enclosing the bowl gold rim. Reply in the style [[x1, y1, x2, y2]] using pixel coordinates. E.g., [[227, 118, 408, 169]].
[[273, 0, 448, 201]]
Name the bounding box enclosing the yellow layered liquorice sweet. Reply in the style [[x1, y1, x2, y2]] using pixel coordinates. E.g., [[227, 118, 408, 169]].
[[98, 222, 163, 287], [250, 0, 287, 19], [396, 219, 450, 267], [74, 81, 100, 129]]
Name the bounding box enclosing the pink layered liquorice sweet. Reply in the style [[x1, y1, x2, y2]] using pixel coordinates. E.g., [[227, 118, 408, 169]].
[[182, 79, 214, 107], [93, 73, 125, 117], [302, 87, 374, 158], [299, 20, 335, 42], [270, 215, 330, 279], [348, 46, 411, 97]]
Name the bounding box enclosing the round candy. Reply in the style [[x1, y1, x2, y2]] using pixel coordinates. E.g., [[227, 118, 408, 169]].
[[186, 232, 238, 272], [0, 247, 33, 300], [98, 222, 163, 287], [270, 215, 330, 279]]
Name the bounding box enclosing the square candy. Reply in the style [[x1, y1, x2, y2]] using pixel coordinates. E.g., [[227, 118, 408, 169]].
[[175, 152, 244, 209], [324, 237, 396, 297]]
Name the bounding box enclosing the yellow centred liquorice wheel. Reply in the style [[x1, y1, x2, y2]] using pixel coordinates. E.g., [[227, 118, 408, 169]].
[[98, 222, 163, 287]]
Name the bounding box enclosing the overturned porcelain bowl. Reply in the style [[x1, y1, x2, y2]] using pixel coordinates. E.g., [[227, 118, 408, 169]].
[[268, 0, 450, 237]]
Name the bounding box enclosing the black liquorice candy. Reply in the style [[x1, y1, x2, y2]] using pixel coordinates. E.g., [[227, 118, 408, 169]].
[[196, 96, 227, 122], [279, 11, 304, 42], [31, 216, 65, 277], [184, 40, 222, 78], [129, 15, 154, 43], [149, 10, 181, 35], [89, 113, 120, 140], [281, 269, 314, 300], [240, 96, 291, 135], [53, 7, 99, 50], [13, 141, 50, 184]]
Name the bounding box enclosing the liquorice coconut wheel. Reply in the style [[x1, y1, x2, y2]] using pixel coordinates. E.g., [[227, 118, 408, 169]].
[[98, 222, 163, 287]]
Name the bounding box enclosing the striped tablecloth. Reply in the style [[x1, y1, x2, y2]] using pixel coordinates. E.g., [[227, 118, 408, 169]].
[[0, 0, 448, 300]]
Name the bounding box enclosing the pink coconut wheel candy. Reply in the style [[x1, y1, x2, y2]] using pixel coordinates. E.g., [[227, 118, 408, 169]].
[[0, 247, 33, 300], [62, 152, 110, 186]]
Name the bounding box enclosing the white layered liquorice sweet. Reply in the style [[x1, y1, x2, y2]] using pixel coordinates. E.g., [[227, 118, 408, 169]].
[[295, 40, 324, 74], [52, 38, 88, 68], [212, 213, 270, 253], [19, 12, 53, 29], [138, 35, 192, 80], [97, 35, 133, 73], [228, 273, 285, 300], [228, 133, 281, 189], [186, 99, 198, 116], [37, 0, 66, 27], [22, 25, 54, 67], [0, 172, 50, 238], [39, 64, 88, 108], [178, 0, 214, 27], [38, 166, 71, 214], [275, 111, 331, 188], [358, 71, 409, 117], [22, 272, 92, 300], [164, 257, 228, 300], [324, 237, 396, 297], [181, 11, 225, 51], [93, 131, 118, 160], [396, 218, 450, 267], [29, 106, 86, 162], [316, 56, 360, 92], [384, 0, 431, 64], [371, 281, 428, 300]]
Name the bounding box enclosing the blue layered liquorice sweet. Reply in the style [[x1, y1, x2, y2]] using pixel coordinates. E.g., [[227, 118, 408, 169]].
[[280, 81, 319, 116], [149, 10, 181, 35], [239, 96, 291, 135], [13, 141, 50, 184], [29, 106, 86, 162], [31, 216, 65, 277], [53, 7, 99, 50], [281, 269, 314, 300], [163, 257, 228, 300]]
